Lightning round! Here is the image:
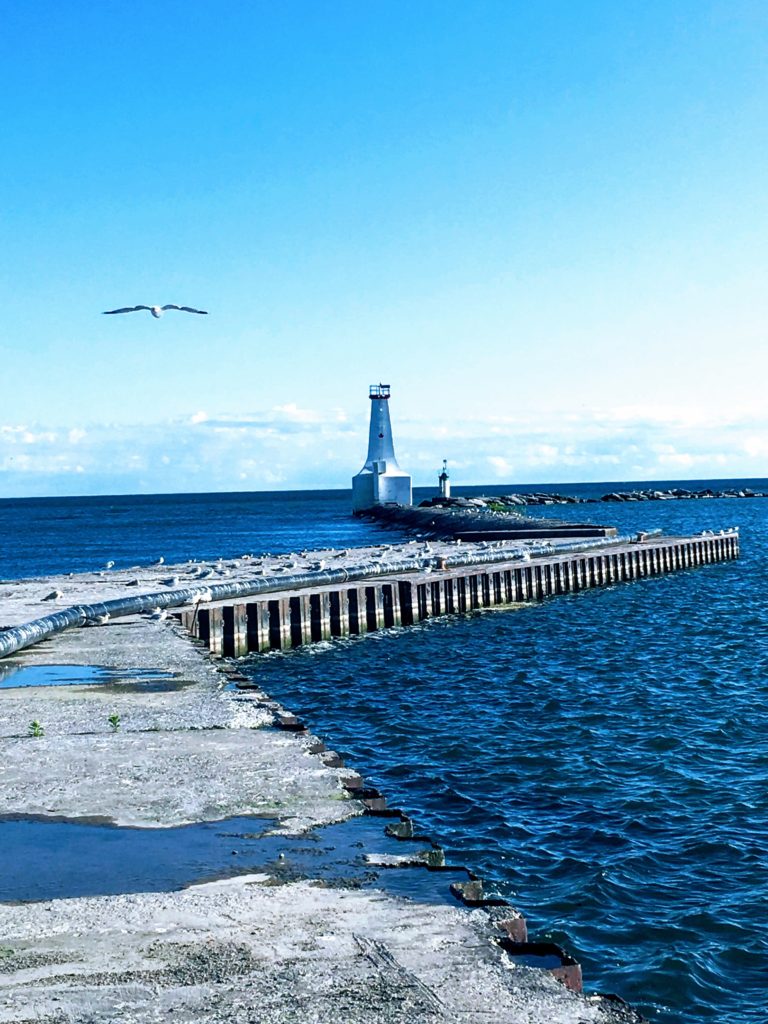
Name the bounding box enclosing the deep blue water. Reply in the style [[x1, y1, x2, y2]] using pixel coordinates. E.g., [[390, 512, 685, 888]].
[[1, 480, 766, 1024], [0, 489, 396, 580]]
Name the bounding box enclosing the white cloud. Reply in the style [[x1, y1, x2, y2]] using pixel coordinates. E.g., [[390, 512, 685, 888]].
[[657, 452, 696, 467], [742, 436, 768, 458], [2, 401, 768, 497], [528, 444, 560, 465], [487, 455, 513, 476], [273, 403, 323, 424]]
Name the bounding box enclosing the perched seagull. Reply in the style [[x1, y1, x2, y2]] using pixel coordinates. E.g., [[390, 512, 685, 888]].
[[102, 305, 208, 318], [86, 613, 110, 626], [42, 590, 63, 602]]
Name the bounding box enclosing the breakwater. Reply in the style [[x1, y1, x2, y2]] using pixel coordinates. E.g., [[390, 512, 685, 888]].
[[358, 501, 618, 541], [0, 554, 651, 1023], [180, 531, 739, 658], [420, 485, 768, 510], [0, 535, 623, 660]]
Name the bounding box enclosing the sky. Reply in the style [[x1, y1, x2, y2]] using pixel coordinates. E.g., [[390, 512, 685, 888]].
[[1, 0, 766, 496]]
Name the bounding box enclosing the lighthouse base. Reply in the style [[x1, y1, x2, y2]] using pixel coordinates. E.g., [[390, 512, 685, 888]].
[[352, 469, 412, 512]]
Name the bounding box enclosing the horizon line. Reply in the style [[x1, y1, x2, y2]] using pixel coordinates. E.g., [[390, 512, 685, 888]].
[[1, 474, 766, 503]]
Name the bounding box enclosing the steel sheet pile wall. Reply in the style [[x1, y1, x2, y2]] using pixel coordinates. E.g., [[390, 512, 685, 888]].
[[182, 532, 739, 659]]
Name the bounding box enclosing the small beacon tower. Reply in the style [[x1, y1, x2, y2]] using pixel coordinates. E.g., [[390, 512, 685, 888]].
[[439, 459, 450, 499], [352, 384, 412, 512]]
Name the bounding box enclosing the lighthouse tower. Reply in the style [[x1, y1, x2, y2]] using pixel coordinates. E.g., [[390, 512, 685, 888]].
[[352, 384, 412, 512]]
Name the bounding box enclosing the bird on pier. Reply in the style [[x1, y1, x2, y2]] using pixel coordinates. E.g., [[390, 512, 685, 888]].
[[102, 305, 208, 318], [86, 613, 110, 626], [42, 590, 63, 602]]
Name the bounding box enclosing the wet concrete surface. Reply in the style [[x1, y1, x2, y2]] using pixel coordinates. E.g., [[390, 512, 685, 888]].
[[0, 662, 182, 690], [0, 814, 469, 905], [0, 873, 642, 1024], [0, 618, 358, 832], [0, 565, 646, 1023]]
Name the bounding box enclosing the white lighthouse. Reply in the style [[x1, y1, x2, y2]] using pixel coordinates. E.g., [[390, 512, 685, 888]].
[[352, 384, 412, 512]]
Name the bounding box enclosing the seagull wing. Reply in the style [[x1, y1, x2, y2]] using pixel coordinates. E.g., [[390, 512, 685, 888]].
[[102, 306, 152, 314], [162, 305, 208, 314]]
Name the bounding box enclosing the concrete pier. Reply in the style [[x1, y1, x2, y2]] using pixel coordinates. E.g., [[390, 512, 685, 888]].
[[179, 531, 739, 658], [0, 528, 738, 1023], [2, 617, 640, 1024]]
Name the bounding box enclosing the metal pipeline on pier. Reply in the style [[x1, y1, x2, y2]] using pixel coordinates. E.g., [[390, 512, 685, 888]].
[[0, 531, 733, 660]]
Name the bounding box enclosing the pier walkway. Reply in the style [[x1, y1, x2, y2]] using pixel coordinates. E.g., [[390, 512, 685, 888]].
[[179, 530, 739, 659], [0, 530, 738, 663]]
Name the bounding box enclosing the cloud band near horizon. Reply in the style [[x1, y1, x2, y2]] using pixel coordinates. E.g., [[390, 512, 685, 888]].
[[1, 402, 766, 498]]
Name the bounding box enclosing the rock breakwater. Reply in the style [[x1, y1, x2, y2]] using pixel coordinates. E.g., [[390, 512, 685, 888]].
[[362, 502, 617, 540], [420, 486, 767, 510]]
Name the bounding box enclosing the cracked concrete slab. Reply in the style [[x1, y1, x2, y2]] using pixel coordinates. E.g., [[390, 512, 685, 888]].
[[0, 618, 359, 831], [0, 875, 635, 1024]]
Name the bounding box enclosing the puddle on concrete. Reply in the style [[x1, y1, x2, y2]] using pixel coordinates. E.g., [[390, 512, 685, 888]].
[[0, 815, 468, 905], [0, 664, 184, 691]]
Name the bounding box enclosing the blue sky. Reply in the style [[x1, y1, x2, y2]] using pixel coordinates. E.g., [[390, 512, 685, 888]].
[[1, 0, 766, 496]]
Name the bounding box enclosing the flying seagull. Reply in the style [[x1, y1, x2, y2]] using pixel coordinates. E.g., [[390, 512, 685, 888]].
[[102, 304, 208, 318]]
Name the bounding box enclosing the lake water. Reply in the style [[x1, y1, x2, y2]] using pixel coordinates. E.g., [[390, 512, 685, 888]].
[[1, 480, 766, 1024]]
